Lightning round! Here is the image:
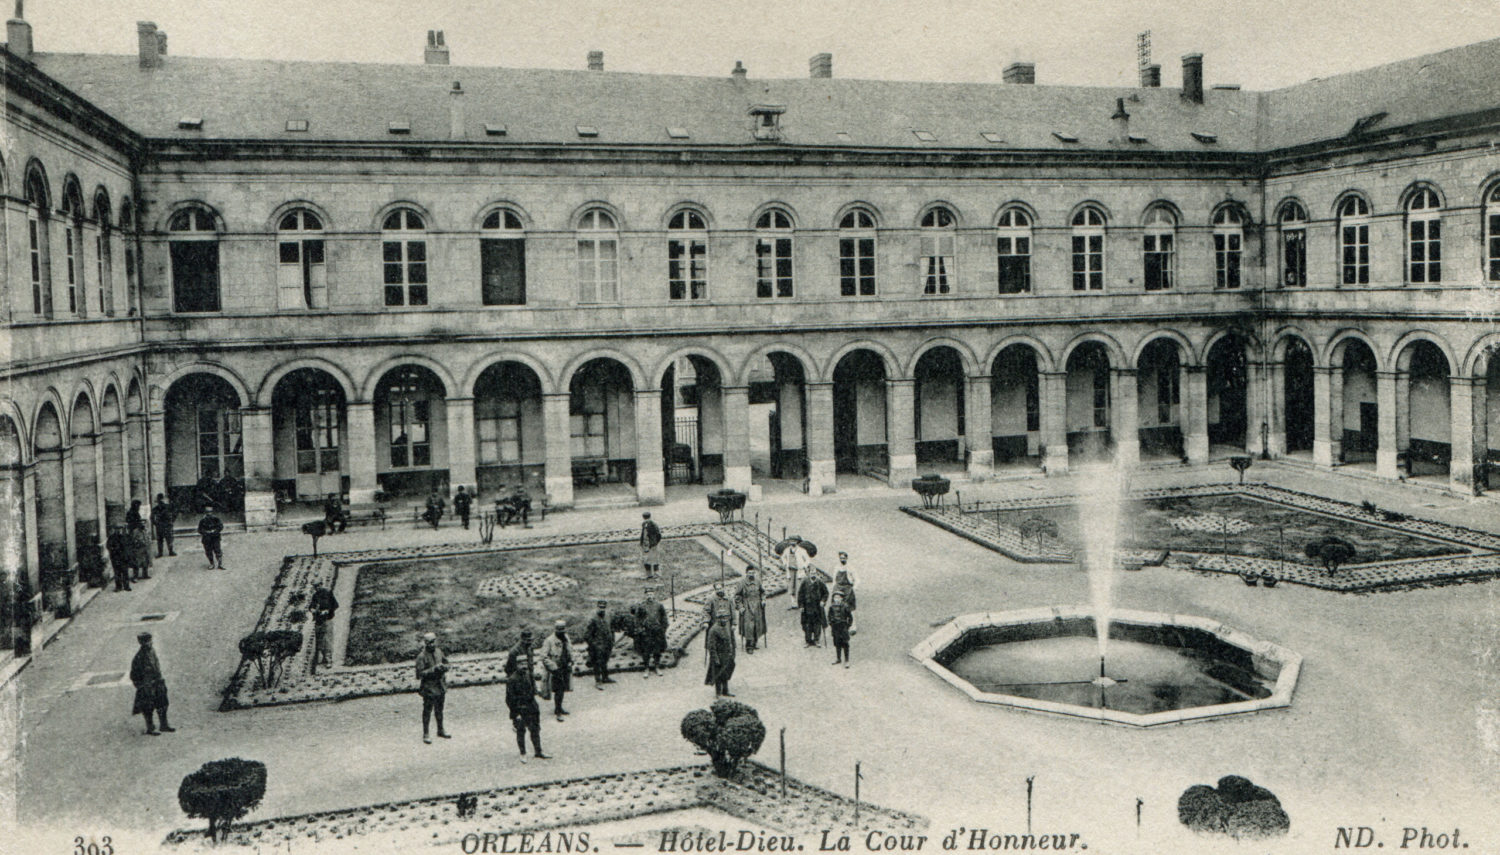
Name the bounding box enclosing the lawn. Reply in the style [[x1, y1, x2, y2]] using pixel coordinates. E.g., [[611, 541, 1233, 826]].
[[984, 493, 1466, 566], [344, 537, 735, 665]]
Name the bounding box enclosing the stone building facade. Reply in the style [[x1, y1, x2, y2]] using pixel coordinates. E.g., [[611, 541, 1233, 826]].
[[3, 15, 1499, 653]]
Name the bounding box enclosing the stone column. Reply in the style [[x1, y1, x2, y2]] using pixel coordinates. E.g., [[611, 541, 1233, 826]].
[[1040, 371, 1069, 474], [805, 382, 836, 495], [1394, 370, 1411, 462], [445, 396, 478, 494], [101, 422, 127, 527], [59, 445, 78, 612], [239, 407, 277, 528], [1246, 359, 1268, 458], [1449, 375, 1488, 495], [1376, 371, 1399, 478], [1111, 369, 1140, 468], [1183, 365, 1209, 464], [634, 389, 665, 504], [965, 375, 993, 480], [885, 379, 916, 487], [1266, 360, 1287, 458], [542, 393, 574, 508], [346, 401, 379, 505], [147, 408, 168, 502], [20, 465, 43, 653], [721, 386, 752, 492]]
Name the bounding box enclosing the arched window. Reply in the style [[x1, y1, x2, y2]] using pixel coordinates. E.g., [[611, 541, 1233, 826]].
[[1214, 207, 1244, 290], [384, 368, 432, 469], [94, 191, 114, 316], [919, 206, 957, 295], [25, 168, 53, 318], [839, 208, 877, 296], [1278, 201, 1307, 287], [381, 208, 427, 307], [1405, 188, 1441, 284], [995, 208, 1032, 294], [1143, 206, 1175, 291], [60, 181, 85, 316], [1488, 184, 1500, 283], [667, 209, 709, 301], [1071, 206, 1105, 291], [755, 208, 794, 298], [576, 209, 619, 303], [169, 206, 221, 312], [277, 209, 326, 309], [480, 208, 526, 305], [1337, 195, 1370, 285]]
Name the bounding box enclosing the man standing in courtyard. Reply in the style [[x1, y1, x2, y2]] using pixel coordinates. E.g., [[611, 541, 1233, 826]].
[[107, 526, 133, 592], [828, 591, 853, 667], [705, 612, 736, 697], [197, 506, 224, 569], [833, 552, 858, 635], [129, 632, 173, 735], [423, 490, 445, 529], [453, 485, 472, 530], [310, 583, 338, 674], [540, 619, 573, 722], [632, 586, 668, 677], [126, 499, 152, 581], [416, 632, 450, 743], [735, 567, 766, 653], [783, 539, 809, 610], [584, 600, 617, 689], [798, 569, 828, 647], [151, 493, 176, 558], [640, 512, 662, 579], [505, 651, 548, 762]]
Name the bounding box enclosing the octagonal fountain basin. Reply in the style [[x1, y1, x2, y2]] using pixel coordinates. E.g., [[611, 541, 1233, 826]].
[[911, 606, 1301, 727]]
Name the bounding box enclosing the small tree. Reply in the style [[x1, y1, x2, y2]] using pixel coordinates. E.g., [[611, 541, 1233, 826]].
[[178, 758, 267, 842], [1229, 455, 1252, 484], [681, 699, 766, 778], [300, 520, 326, 556], [1017, 516, 1060, 553], [707, 489, 748, 524], [1304, 536, 1357, 575], [238, 629, 304, 689]]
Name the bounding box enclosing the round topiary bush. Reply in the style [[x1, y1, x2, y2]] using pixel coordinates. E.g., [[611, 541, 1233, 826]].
[[1177, 785, 1227, 833], [1178, 776, 1288, 840], [680, 699, 767, 778], [178, 758, 267, 841]]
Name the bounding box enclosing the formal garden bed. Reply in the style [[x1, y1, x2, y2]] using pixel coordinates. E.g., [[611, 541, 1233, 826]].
[[902, 483, 1500, 592], [161, 761, 927, 850], [221, 522, 802, 709]]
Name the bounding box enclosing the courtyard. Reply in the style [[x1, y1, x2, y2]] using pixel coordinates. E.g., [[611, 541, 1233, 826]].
[[5, 463, 1500, 853]]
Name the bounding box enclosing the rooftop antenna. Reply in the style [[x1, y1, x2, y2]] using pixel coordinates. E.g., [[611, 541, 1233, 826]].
[[1136, 30, 1152, 80]]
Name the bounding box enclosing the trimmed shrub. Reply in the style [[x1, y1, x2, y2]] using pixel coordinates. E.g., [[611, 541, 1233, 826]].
[[1179, 776, 1288, 840], [680, 699, 766, 778], [707, 489, 748, 524], [178, 758, 267, 841], [1304, 536, 1357, 574], [1177, 785, 1227, 833]]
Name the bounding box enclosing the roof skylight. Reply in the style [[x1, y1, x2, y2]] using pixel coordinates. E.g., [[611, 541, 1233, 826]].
[[387, 120, 411, 134], [484, 123, 507, 136], [576, 125, 599, 137], [912, 130, 937, 142], [1052, 131, 1078, 143], [1191, 131, 1218, 144], [284, 119, 309, 132], [666, 127, 690, 139], [979, 132, 1004, 144], [178, 117, 203, 130]]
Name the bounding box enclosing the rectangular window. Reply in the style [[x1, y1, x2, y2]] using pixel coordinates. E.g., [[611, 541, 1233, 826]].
[[570, 389, 607, 458], [668, 237, 708, 300], [756, 237, 794, 298], [1215, 233, 1242, 289], [1282, 229, 1307, 287], [1072, 235, 1103, 291], [29, 218, 47, 316], [383, 239, 427, 306], [65, 228, 78, 313], [295, 399, 340, 474], [1092, 370, 1109, 429], [1341, 225, 1369, 285], [1490, 212, 1500, 281], [388, 397, 430, 468], [481, 238, 527, 305], [997, 235, 1031, 294], [197, 407, 243, 480], [1143, 234, 1174, 291], [920, 234, 955, 294], [170, 241, 221, 312], [839, 237, 876, 296], [478, 397, 522, 464], [1408, 219, 1441, 284], [1157, 365, 1179, 423], [278, 239, 327, 309], [1025, 370, 1040, 432], [96, 235, 107, 314], [577, 238, 618, 303]]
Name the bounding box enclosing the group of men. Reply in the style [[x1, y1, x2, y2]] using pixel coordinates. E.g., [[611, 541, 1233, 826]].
[[107, 494, 227, 597], [422, 485, 531, 530]]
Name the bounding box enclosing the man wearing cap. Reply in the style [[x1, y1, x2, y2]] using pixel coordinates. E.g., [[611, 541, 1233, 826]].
[[107, 525, 133, 592], [735, 567, 766, 653], [828, 591, 853, 667], [640, 512, 662, 579], [705, 612, 736, 697], [631, 586, 668, 677], [783, 540, 809, 610], [452, 485, 472, 530], [833, 551, 858, 635], [310, 583, 339, 674], [797, 569, 829, 647], [415, 632, 451, 743], [504, 634, 549, 762], [540, 619, 573, 721], [129, 632, 174, 735], [584, 600, 617, 690], [151, 493, 177, 558], [705, 583, 733, 652], [197, 506, 224, 569]]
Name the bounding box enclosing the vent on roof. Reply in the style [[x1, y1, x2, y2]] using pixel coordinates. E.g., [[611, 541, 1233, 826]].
[[1191, 131, 1217, 144], [178, 117, 203, 130], [1127, 133, 1149, 144], [834, 131, 852, 142], [576, 125, 599, 137], [667, 127, 690, 139], [484, 123, 507, 136], [1349, 111, 1389, 136], [749, 104, 786, 142], [388, 121, 411, 134], [979, 132, 1004, 144], [1211, 84, 1241, 91], [1052, 131, 1078, 143], [285, 119, 309, 132], [912, 130, 937, 142]]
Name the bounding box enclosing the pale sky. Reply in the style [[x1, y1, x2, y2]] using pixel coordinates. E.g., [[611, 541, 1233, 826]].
[[17, 0, 1500, 89]]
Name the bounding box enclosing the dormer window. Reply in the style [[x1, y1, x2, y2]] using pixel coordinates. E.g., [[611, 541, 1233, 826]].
[[576, 125, 599, 137], [1191, 131, 1218, 144], [1052, 131, 1078, 143], [484, 123, 507, 136], [285, 119, 309, 132], [178, 117, 203, 130], [749, 104, 785, 141], [979, 132, 1004, 144], [388, 121, 411, 134], [912, 130, 937, 142], [666, 127, 690, 139]]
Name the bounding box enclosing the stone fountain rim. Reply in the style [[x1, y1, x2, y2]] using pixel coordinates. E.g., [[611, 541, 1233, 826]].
[[910, 605, 1302, 728]]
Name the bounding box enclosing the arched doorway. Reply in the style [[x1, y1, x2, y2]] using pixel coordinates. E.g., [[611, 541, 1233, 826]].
[[1398, 340, 1451, 480], [373, 365, 448, 497], [473, 362, 545, 495], [1336, 340, 1379, 464], [164, 374, 244, 514], [913, 347, 967, 470], [99, 386, 127, 528], [70, 393, 104, 587], [567, 358, 636, 497], [1483, 351, 1500, 491], [1135, 338, 1185, 461], [1, 416, 26, 650], [990, 345, 1042, 470], [272, 368, 348, 501], [1207, 335, 1249, 455], [33, 403, 70, 616], [832, 350, 888, 480], [1283, 338, 1315, 455], [661, 356, 726, 486], [743, 352, 808, 483], [1065, 342, 1112, 462]]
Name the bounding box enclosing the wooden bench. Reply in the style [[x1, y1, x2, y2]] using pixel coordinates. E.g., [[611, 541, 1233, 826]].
[[412, 504, 448, 527], [344, 508, 386, 530]]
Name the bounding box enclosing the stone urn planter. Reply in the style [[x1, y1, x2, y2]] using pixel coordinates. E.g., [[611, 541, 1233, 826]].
[[707, 489, 747, 524], [911, 474, 951, 509]]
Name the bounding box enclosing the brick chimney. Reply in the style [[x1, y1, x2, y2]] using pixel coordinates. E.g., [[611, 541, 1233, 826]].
[[7, 0, 32, 62], [1181, 53, 1203, 103], [137, 21, 164, 69], [587, 50, 604, 71], [449, 80, 465, 139], [1002, 62, 1035, 84], [1140, 63, 1161, 88], [425, 30, 449, 65], [809, 52, 832, 78], [731, 60, 746, 80]]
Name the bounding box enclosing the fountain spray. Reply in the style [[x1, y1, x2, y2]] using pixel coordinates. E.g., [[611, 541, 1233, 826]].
[[1078, 462, 1126, 676]]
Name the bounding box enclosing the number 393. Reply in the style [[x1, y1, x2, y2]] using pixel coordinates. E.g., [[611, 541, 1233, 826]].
[[73, 836, 114, 855]]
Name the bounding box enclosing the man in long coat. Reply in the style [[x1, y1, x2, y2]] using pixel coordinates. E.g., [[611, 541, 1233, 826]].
[[126, 499, 152, 580], [584, 600, 617, 689], [632, 586, 668, 677], [107, 526, 133, 592], [505, 652, 548, 762], [197, 507, 224, 570], [798, 571, 829, 647], [735, 567, 766, 653], [310, 583, 338, 674], [452, 485, 472, 529], [415, 632, 450, 743], [151, 493, 176, 558], [828, 591, 853, 667], [640, 512, 662, 578], [540, 619, 573, 721], [129, 632, 173, 735], [704, 612, 736, 697]]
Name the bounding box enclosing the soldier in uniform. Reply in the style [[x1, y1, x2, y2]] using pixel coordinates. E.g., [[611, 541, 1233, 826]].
[[584, 600, 617, 689], [632, 586, 668, 676], [704, 612, 736, 697], [640, 512, 662, 578], [735, 567, 766, 653], [452, 485, 472, 529], [415, 632, 451, 743], [151, 493, 177, 558], [197, 506, 224, 570], [540, 619, 573, 721], [129, 632, 174, 735], [505, 646, 548, 762], [310, 583, 338, 674], [107, 526, 133, 592]]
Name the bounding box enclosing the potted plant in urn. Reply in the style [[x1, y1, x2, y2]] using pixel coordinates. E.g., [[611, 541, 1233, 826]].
[[911, 473, 951, 508], [707, 488, 747, 524]]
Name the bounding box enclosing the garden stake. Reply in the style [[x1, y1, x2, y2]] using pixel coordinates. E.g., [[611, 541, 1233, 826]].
[[1027, 775, 1035, 833], [1136, 797, 1143, 834], [854, 761, 862, 829], [779, 728, 787, 799]]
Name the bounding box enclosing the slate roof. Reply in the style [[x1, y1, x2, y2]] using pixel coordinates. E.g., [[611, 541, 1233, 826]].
[[21, 36, 1500, 154]]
